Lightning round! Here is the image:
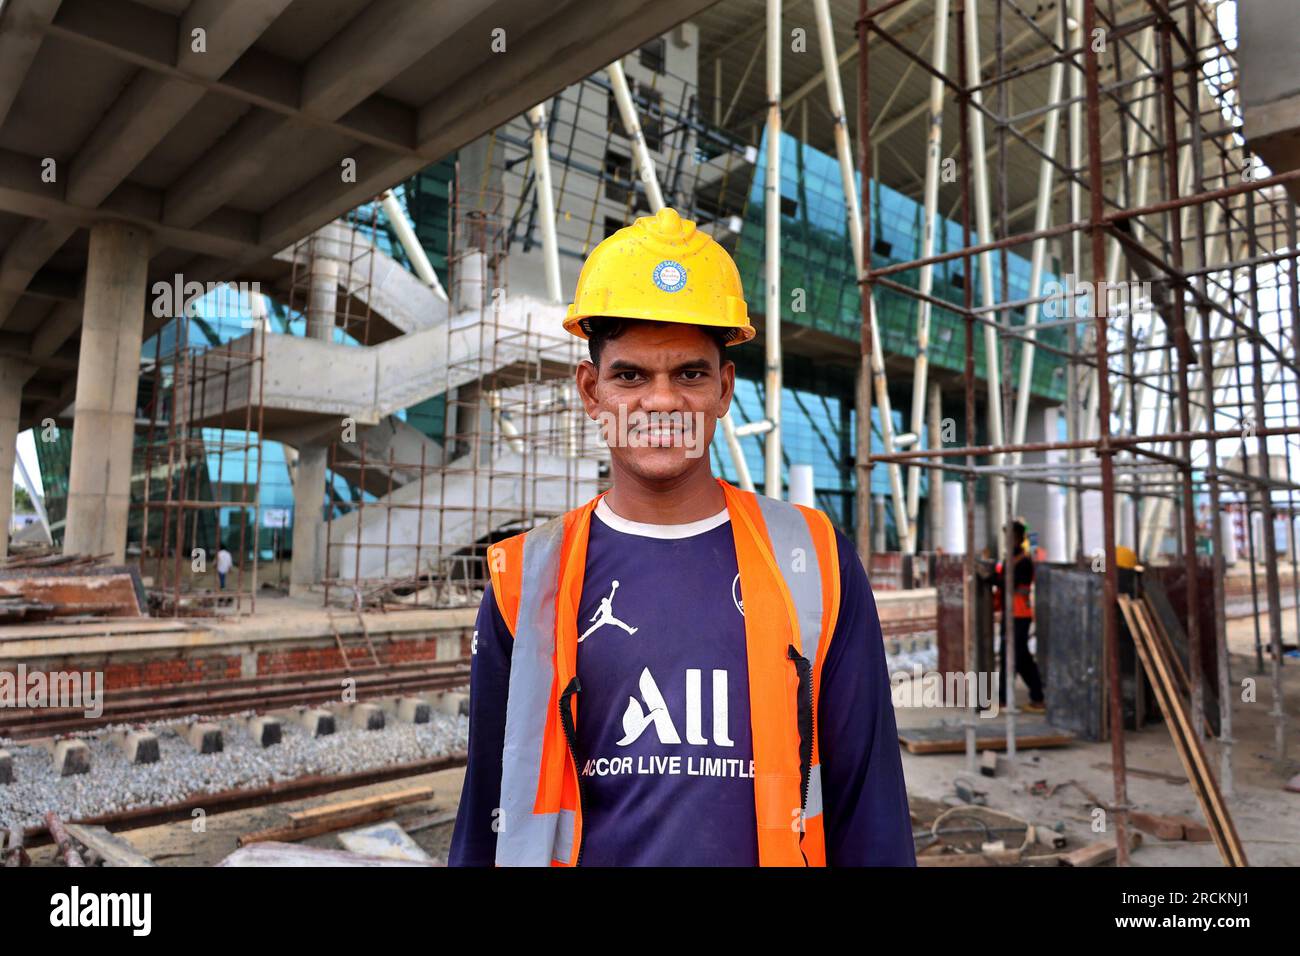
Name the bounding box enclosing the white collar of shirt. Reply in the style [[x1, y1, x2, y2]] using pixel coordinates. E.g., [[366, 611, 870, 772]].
[[594, 496, 730, 539]]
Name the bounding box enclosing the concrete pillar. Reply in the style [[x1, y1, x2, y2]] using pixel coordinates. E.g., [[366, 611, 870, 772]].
[[0, 358, 27, 558], [289, 443, 327, 596], [64, 221, 149, 562], [872, 495, 887, 553], [306, 254, 340, 341]]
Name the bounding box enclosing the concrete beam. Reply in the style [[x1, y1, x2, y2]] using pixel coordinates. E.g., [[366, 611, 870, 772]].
[[45, 0, 421, 156], [301, 0, 483, 119], [0, 0, 292, 326], [0, 0, 63, 129]]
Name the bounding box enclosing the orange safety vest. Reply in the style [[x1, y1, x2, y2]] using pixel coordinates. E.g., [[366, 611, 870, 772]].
[[994, 555, 1033, 619], [485, 477, 842, 867]]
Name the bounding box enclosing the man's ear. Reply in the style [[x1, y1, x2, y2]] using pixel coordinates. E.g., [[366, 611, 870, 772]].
[[716, 358, 736, 419], [575, 360, 601, 419]]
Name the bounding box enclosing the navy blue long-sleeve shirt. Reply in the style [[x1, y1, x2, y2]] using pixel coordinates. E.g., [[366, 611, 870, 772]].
[[448, 500, 914, 866]]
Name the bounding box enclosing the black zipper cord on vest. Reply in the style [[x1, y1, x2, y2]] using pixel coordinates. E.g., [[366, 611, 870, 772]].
[[559, 675, 587, 867], [787, 644, 814, 866]]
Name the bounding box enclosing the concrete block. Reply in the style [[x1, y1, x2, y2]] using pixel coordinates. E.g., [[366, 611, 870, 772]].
[[297, 708, 336, 737], [247, 716, 282, 747], [111, 730, 160, 765], [436, 691, 469, 717], [186, 722, 224, 754], [342, 703, 385, 730], [382, 696, 431, 724], [0, 749, 11, 785], [49, 739, 91, 776]]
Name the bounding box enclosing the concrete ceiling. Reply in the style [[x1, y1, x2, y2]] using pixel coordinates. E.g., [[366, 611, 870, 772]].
[[0, 0, 718, 428]]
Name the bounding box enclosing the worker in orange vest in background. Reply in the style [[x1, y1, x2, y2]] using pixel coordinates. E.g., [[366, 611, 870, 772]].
[[993, 519, 1045, 713]]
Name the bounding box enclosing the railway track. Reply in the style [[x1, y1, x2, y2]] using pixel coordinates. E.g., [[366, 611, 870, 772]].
[[0, 658, 471, 740]]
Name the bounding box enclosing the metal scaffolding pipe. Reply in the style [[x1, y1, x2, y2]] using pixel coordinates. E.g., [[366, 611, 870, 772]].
[[962, 0, 1008, 551], [816, 0, 910, 550], [764, 0, 783, 498], [904, 0, 950, 550], [1008, 20, 1066, 510]]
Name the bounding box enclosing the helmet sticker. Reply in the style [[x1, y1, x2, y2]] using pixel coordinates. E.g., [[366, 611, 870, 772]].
[[652, 259, 687, 293]]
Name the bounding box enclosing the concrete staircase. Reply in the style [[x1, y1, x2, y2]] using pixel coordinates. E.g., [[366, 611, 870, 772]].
[[326, 448, 600, 583]]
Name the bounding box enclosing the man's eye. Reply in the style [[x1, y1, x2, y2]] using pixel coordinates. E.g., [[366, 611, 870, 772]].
[[616, 371, 640, 383], [681, 370, 705, 381]]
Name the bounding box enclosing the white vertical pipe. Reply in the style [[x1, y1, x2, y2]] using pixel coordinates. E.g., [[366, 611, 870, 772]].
[[963, 0, 1007, 552], [904, 0, 950, 551], [764, 0, 783, 499], [526, 103, 563, 304], [789, 463, 816, 507], [608, 59, 666, 213], [608, 53, 752, 492], [1008, 22, 1066, 514], [379, 190, 448, 303], [16, 452, 52, 545], [812, 0, 911, 550], [1065, 0, 1084, 560]]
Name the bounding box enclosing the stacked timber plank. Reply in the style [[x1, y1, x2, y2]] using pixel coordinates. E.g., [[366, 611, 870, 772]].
[[1116, 594, 1248, 866]]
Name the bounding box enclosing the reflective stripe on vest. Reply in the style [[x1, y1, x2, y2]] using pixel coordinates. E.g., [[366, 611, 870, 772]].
[[488, 479, 840, 866], [753, 493, 826, 838]]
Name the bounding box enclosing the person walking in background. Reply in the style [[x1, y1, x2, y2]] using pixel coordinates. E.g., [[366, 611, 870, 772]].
[[216, 544, 233, 591], [995, 519, 1045, 712]]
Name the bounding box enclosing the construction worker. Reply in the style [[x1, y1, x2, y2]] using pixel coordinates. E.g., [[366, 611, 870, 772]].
[[994, 519, 1045, 712], [448, 207, 914, 867]]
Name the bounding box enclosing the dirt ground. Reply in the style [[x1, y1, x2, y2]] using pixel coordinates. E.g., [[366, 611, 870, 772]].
[[897, 609, 1300, 866]]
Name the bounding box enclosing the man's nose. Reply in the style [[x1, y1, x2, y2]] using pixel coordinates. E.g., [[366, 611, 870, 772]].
[[640, 374, 681, 411]]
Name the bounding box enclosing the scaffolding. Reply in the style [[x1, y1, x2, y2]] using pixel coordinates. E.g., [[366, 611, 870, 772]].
[[855, 0, 1299, 866], [135, 290, 266, 616], [321, 180, 605, 610]]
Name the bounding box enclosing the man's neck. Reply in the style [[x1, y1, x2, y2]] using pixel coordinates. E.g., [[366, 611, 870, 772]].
[[604, 462, 725, 525]]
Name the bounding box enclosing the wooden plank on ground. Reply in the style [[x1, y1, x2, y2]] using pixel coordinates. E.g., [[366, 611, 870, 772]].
[[1059, 831, 1142, 867], [287, 786, 434, 828], [899, 720, 1074, 754], [62, 824, 157, 867]]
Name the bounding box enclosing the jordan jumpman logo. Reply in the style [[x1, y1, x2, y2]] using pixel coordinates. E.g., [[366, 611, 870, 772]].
[[579, 580, 639, 642]]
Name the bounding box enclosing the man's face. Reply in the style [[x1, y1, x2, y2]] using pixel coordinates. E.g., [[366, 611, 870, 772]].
[[575, 321, 735, 484]]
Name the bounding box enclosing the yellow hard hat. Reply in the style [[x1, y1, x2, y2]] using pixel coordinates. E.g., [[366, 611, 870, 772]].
[[564, 206, 755, 346], [1116, 546, 1138, 570]]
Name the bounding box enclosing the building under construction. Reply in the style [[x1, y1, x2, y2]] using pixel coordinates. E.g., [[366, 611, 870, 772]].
[[0, 0, 1297, 872]]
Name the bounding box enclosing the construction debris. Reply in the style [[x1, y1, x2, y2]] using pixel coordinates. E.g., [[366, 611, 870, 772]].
[[0, 557, 144, 622], [217, 842, 441, 867], [61, 824, 156, 867], [1059, 832, 1143, 868]]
